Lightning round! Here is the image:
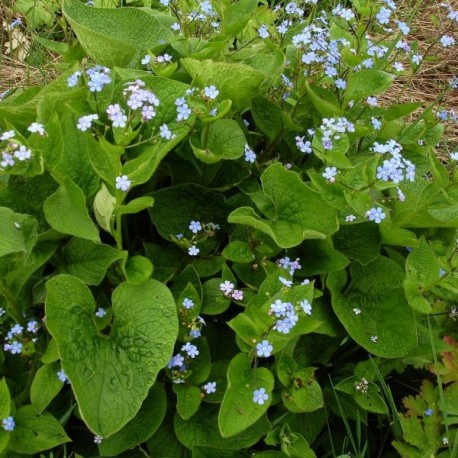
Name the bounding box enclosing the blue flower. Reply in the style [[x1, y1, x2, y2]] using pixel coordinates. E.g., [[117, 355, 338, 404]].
[[57, 369, 69, 383], [2, 416, 15, 432], [115, 175, 131, 192], [160, 124, 173, 140], [182, 298, 194, 309], [181, 342, 199, 358], [258, 25, 270, 38], [253, 388, 269, 405], [366, 207, 386, 224], [440, 35, 455, 48], [300, 299, 312, 315], [424, 408, 433, 416], [168, 354, 185, 368], [376, 7, 392, 25], [279, 276, 292, 287], [244, 144, 256, 163], [335, 78, 347, 90], [189, 221, 202, 233], [322, 166, 338, 182], [27, 320, 39, 333], [203, 381, 216, 394], [256, 340, 273, 357], [95, 308, 107, 318], [203, 85, 219, 100], [77, 114, 98, 132], [188, 245, 200, 256], [4, 341, 23, 354], [67, 71, 82, 88]]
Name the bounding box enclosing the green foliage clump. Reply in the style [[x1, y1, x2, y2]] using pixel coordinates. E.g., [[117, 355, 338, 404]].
[[0, 0, 457, 455]]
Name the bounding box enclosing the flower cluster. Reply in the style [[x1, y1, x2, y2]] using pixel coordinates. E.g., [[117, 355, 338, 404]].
[[277, 256, 302, 276], [372, 140, 416, 184], [270, 300, 298, 334], [3, 320, 39, 355], [167, 342, 201, 383], [219, 281, 244, 301], [268, 295, 313, 334], [318, 117, 355, 151], [175, 97, 192, 122], [354, 377, 369, 394], [176, 220, 220, 257], [123, 80, 160, 114], [77, 114, 98, 132], [67, 65, 112, 92], [0, 129, 35, 170]]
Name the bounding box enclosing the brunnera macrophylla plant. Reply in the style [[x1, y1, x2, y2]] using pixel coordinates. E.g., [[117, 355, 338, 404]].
[[0, 0, 457, 455]]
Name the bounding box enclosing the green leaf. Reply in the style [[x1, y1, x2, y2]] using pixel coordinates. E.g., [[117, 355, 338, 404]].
[[54, 113, 100, 197], [191, 119, 246, 164], [43, 178, 100, 242], [87, 136, 122, 187], [45, 275, 178, 437], [98, 383, 167, 456], [297, 240, 349, 275], [94, 183, 116, 234], [329, 257, 417, 358], [312, 132, 352, 168], [62, 238, 123, 285], [33, 35, 69, 55], [114, 196, 154, 216], [28, 113, 63, 171], [147, 415, 191, 458], [8, 405, 70, 454], [123, 130, 190, 186], [181, 59, 266, 110], [228, 163, 338, 248], [41, 338, 60, 364], [150, 183, 226, 243], [344, 70, 394, 101], [123, 255, 154, 284], [0, 207, 37, 259], [62, 0, 174, 67], [174, 384, 202, 420], [201, 278, 232, 315], [240, 48, 285, 91], [223, 241, 254, 263], [333, 223, 380, 265], [251, 96, 283, 141], [219, 353, 274, 437], [30, 363, 64, 415], [281, 368, 324, 413], [193, 448, 249, 458], [221, 0, 258, 36], [404, 238, 439, 313], [0, 379, 11, 420], [174, 404, 271, 449], [304, 82, 343, 117]]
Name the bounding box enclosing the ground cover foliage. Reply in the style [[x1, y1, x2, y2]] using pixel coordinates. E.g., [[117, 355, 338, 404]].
[[0, 0, 458, 456]]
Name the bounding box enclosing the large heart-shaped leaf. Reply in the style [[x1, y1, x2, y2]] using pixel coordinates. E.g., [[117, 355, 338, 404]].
[[228, 163, 338, 248], [181, 58, 266, 110], [328, 257, 417, 358], [62, 0, 174, 67], [45, 274, 178, 437], [218, 353, 274, 437]]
